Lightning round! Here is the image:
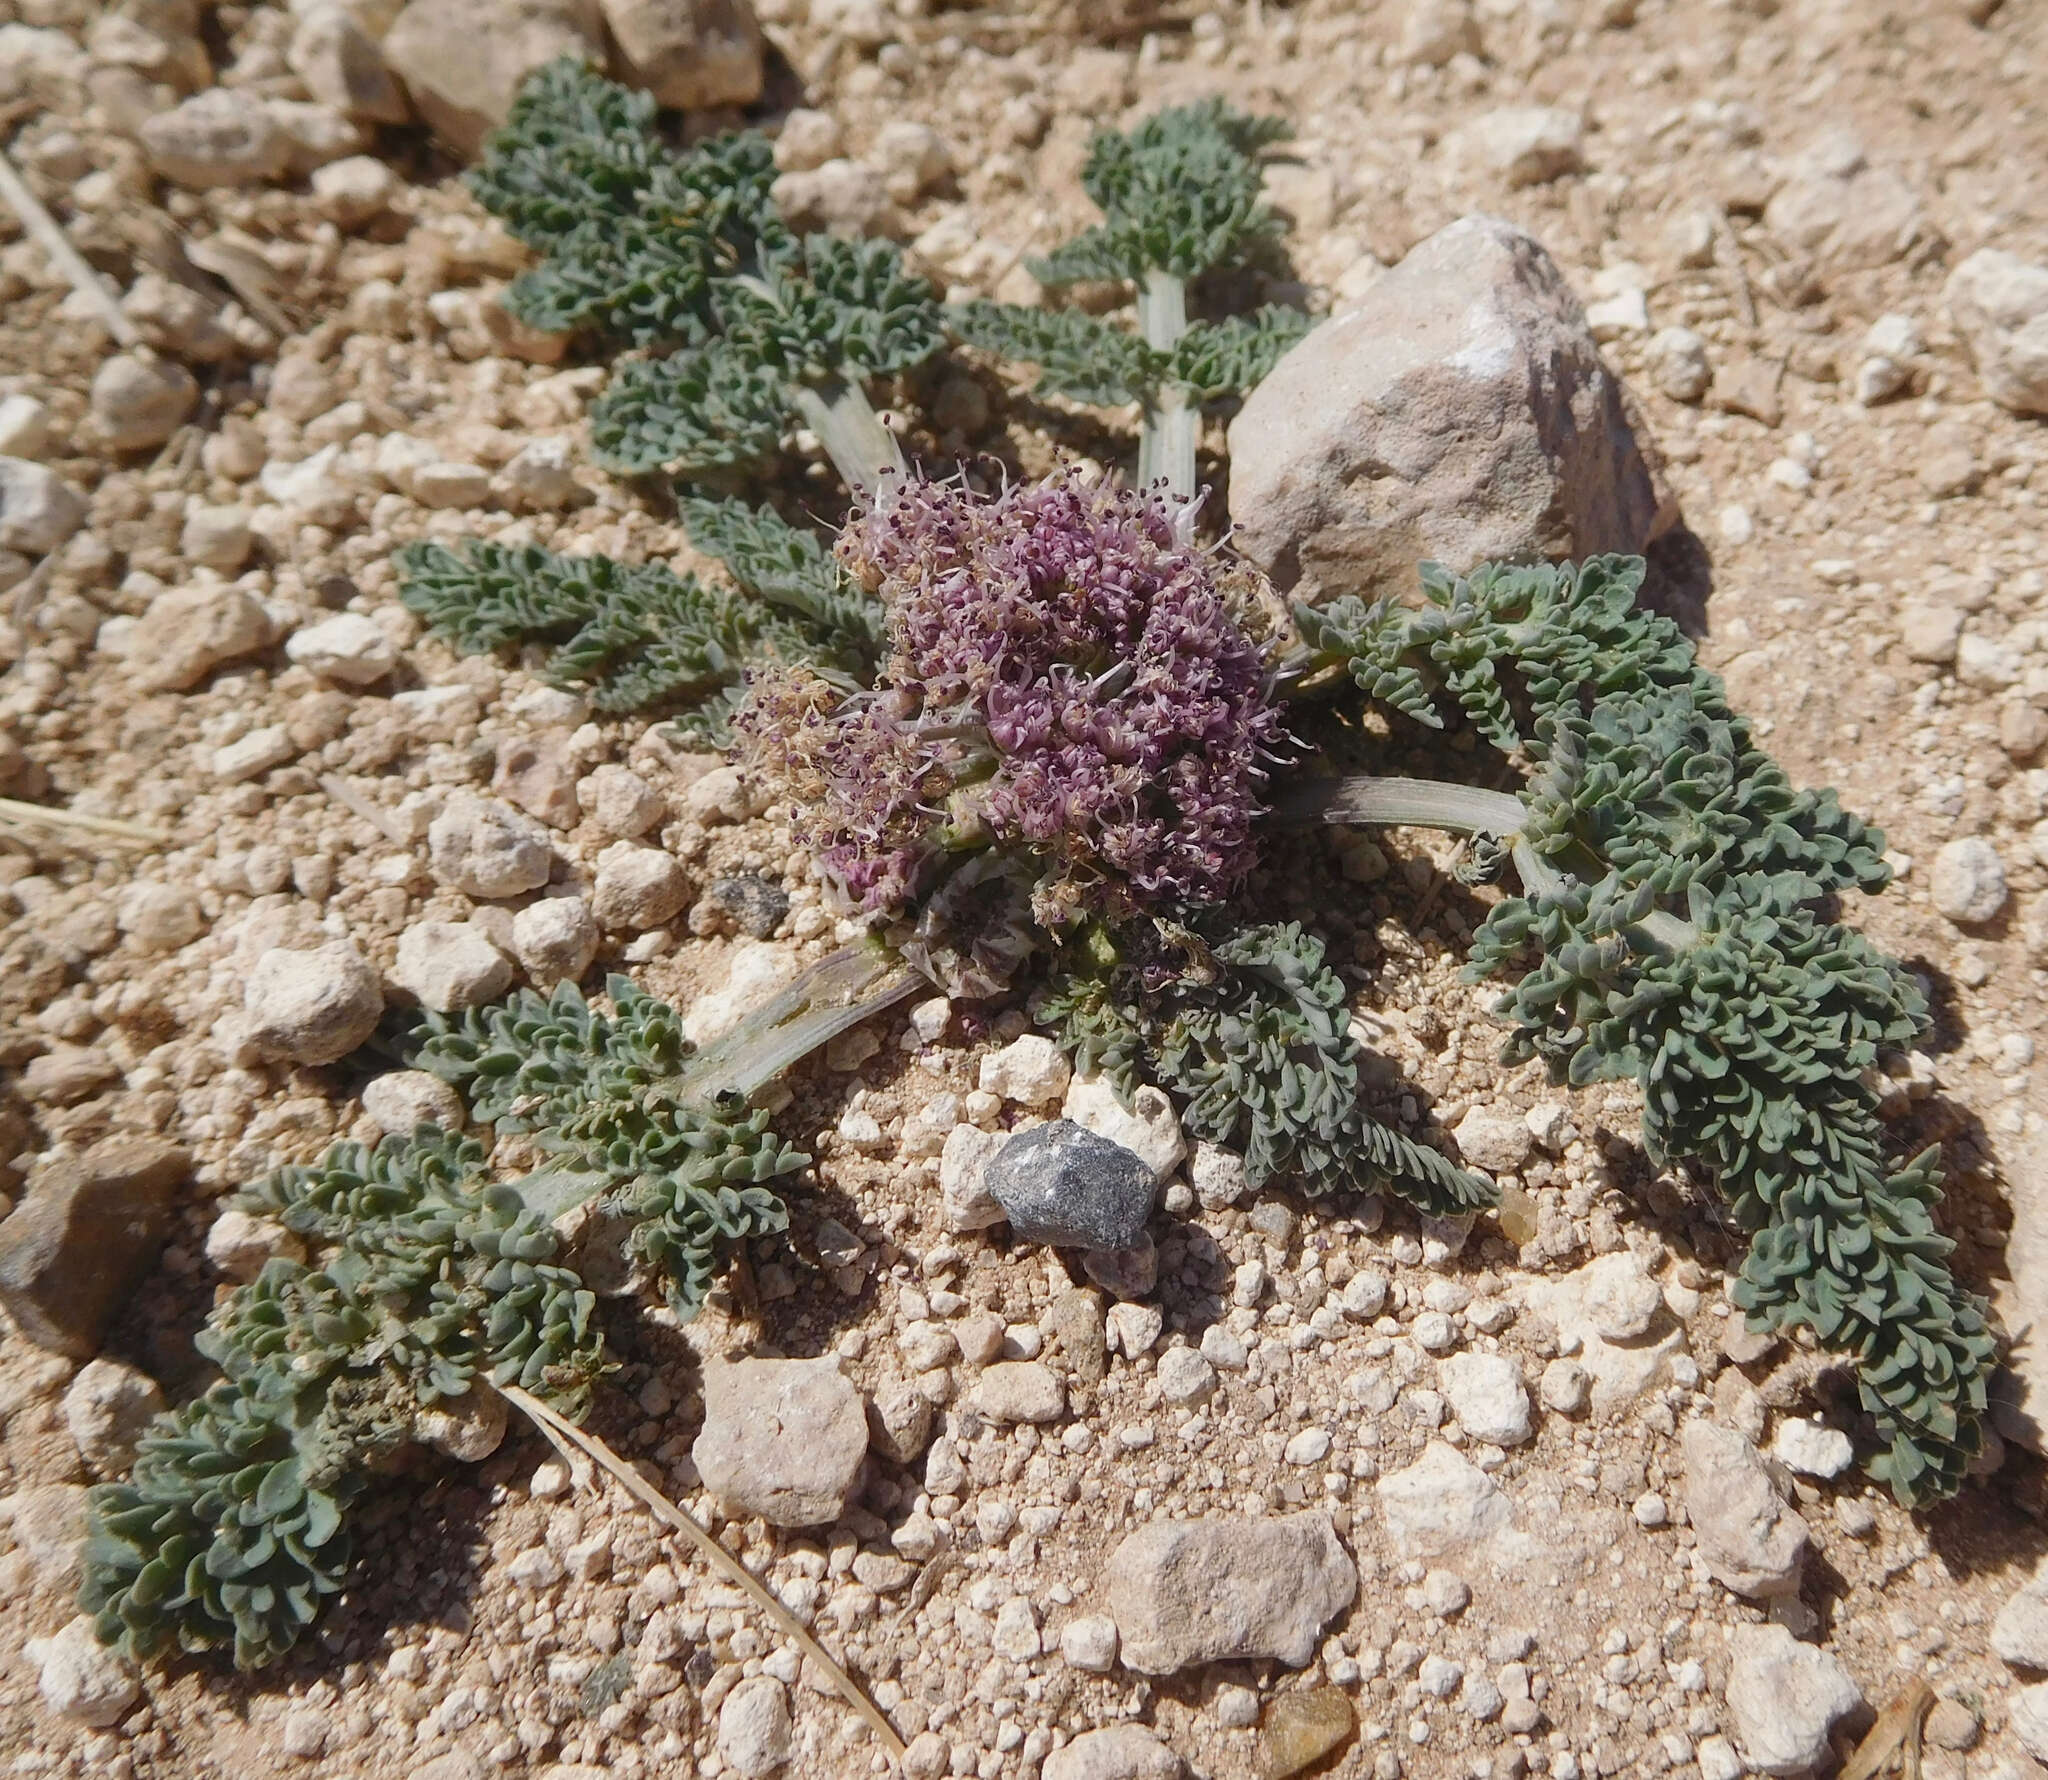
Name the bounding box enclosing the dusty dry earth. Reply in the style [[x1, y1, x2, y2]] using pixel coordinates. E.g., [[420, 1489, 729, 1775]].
[[3, 0, 2048, 1778]]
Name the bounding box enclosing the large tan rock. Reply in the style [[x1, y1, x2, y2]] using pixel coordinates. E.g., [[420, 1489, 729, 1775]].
[[692, 1356, 868, 1527], [1227, 216, 1657, 608], [1947, 248, 2048, 416], [1103, 1511, 1356, 1674], [600, 0, 763, 110], [382, 0, 604, 156]]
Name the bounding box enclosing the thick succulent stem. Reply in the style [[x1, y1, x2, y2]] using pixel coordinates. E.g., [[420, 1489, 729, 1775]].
[[1136, 269, 1197, 500], [672, 939, 923, 1106], [792, 378, 906, 501]]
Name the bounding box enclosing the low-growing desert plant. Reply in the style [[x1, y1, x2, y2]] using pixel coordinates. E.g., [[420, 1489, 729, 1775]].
[[91, 56, 1993, 1691], [407, 62, 1994, 1506]]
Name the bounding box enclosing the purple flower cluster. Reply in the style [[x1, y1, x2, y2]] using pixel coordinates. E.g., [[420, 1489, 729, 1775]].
[[742, 474, 1288, 933]]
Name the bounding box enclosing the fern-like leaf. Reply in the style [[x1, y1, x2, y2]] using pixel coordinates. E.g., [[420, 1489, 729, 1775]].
[[1044, 917, 1494, 1217]]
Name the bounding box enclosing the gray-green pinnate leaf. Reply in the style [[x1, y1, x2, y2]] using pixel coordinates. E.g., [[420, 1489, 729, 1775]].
[[1045, 918, 1492, 1217]]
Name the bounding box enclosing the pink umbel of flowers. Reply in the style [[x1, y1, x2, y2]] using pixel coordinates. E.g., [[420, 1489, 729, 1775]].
[[738, 473, 1289, 933]]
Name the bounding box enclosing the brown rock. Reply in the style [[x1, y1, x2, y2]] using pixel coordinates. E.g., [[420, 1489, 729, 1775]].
[[1710, 358, 1784, 428], [1260, 1688, 1356, 1779], [0, 1139, 188, 1358]]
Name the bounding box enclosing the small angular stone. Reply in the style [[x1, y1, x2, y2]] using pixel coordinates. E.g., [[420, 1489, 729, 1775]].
[[1063, 1072, 1186, 1182], [972, 1361, 1064, 1424], [716, 1674, 792, 1777], [512, 896, 598, 986], [1771, 1418, 1854, 1480], [360, 1068, 466, 1136], [392, 921, 513, 1014], [493, 731, 582, 829], [29, 1616, 139, 1727], [429, 793, 554, 899], [1441, 1352, 1533, 1446], [127, 584, 274, 691], [592, 841, 691, 930], [0, 457, 84, 555], [1375, 1443, 1512, 1558], [140, 87, 293, 187], [978, 1035, 1071, 1107], [1682, 1419, 1808, 1598]]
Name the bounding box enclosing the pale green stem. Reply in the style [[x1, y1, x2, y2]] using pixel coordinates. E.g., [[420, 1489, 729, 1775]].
[[792, 378, 906, 502], [1135, 269, 1197, 501], [671, 941, 923, 1106], [1291, 773, 1700, 954], [1279, 775, 1526, 837]]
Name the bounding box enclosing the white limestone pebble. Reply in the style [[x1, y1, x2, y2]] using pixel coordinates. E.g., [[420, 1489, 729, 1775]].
[[1157, 1347, 1216, 1406], [393, 921, 512, 1013], [1453, 1106, 1533, 1174], [243, 943, 383, 1065], [203, 1207, 306, 1282], [361, 1069, 465, 1136], [1771, 1418, 1855, 1480], [1441, 1352, 1533, 1446], [0, 455, 84, 554], [1060, 1614, 1119, 1673], [286, 611, 398, 686], [512, 896, 598, 986], [1063, 1071, 1186, 1182], [1930, 836, 2008, 926], [978, 1034, 1071, 1106], [91, 351, 198, 450], [1724, 1623, 1861, 1775], [28, 1617, 138, 1727], [717, 1675, 792, 1776], [62, 1359, 165, 1475], [972, 1361, 1065, 1424], [1682, 1419, 1809, 1598], [429, 793, 554, 898], [693, 1356, 869, 1527], [580, 763, 666, 837]]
